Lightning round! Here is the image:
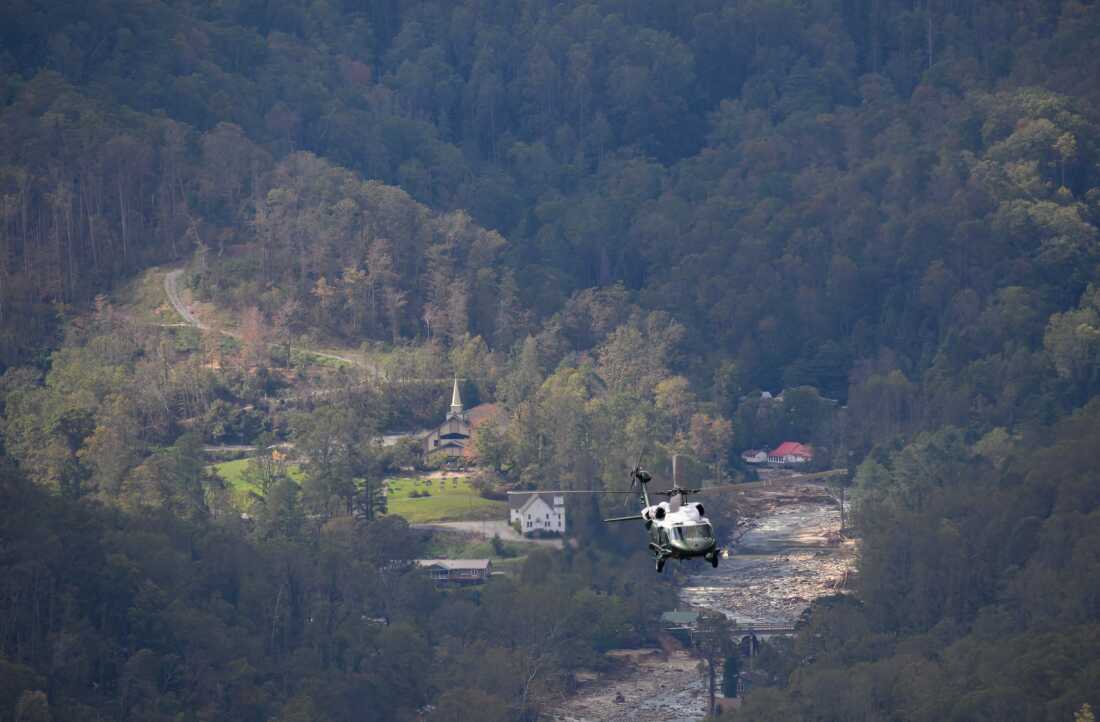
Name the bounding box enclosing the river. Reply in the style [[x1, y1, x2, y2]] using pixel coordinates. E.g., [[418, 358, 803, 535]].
[[681, 497, 852, 627], [552, 488, 855, 722]]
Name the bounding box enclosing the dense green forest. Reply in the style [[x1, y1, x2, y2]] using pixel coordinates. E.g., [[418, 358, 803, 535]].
[[2, 0, 1100, 720]]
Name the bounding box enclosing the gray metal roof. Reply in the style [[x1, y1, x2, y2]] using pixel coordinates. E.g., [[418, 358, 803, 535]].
[[660, 611, 700, 624], [415, 559, 492, 571], [507, 491, 562, 511]]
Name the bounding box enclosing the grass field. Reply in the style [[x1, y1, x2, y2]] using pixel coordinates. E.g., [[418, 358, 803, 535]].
[[209, 458, 304, 506], [112, 266, 176, 324], [386, 476, 507, 523], [209, 464, 505, 522]]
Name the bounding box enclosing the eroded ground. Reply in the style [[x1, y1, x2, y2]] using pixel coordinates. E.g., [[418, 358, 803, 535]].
[[550, 648, 706, 722]]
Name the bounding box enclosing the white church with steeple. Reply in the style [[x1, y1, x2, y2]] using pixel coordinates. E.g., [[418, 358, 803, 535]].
[[422, 379, 504, 465], [423, 378, 473, 462]]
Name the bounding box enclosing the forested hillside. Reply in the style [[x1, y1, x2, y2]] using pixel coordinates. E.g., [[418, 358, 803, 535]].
[[2, 1, 1100, 721]]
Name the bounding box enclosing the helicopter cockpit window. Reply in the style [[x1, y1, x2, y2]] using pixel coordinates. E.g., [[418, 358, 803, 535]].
[[681, 524, 713, 541]]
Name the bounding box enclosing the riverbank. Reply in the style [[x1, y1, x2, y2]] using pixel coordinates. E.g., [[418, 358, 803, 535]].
[[552, 484, 856, 722]]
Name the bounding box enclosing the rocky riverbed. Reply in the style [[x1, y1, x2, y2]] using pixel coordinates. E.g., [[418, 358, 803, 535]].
[[681, 490, 855, 627], [552, 485, 856, 722]]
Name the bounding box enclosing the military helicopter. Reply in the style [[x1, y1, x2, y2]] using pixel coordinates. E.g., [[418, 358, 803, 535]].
[[511, 464, 725, 573]]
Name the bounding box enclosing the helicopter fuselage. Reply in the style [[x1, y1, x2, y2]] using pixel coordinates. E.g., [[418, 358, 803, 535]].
[[642, 501, 717, 560]]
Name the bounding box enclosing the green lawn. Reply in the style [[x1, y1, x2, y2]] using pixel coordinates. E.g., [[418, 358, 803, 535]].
[[209, 465, 506, 522], [386, 476, 507, 523], [209, 458, 303, 507], [420, 529, 528, 561]]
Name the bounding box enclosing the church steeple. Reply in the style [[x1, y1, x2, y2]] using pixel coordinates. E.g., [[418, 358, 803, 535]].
[[447, 377, 464, 418]]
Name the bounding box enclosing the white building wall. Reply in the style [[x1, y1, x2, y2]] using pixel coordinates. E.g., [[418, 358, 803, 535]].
[[518, 497, 566, 535]]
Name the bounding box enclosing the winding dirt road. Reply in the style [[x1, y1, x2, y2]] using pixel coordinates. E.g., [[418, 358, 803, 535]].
[[164, 268, 370, 371]]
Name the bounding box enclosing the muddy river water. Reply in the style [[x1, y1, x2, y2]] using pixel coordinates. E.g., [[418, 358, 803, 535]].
[[553, 491, 855, 722]]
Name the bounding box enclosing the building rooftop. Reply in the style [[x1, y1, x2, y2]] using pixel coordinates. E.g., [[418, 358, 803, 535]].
[[770, 441, 813, 458], [415, 559, 492, 571], [660, 610, 700, 625], [507, 491, 563, 510]]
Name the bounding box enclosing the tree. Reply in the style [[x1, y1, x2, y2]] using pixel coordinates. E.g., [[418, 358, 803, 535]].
[[690, 414, 733, 484], [79, 393, 142, 498], [239, 306, 270, 369], [133, 432, 220, 519], [721, 652, 741, 698], [655, 376, 696, 434], [312, 276, 337, 328], [1054, 132, 1078, 188], [500, 336, 543, 408], [272, 297, 302, 367], [239, 438, 289, 500], [256, 476, 306, 540], [354, 476, 387, 522], [694, 613, 736, 715], [293, 405, 378, 519], [1044, 292, 1100, 392]]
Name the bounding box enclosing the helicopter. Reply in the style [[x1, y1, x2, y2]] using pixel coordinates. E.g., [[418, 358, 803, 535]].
[[510, 465, 726, 573]]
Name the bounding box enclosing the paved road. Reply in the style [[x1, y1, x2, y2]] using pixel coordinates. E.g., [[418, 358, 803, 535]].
[[412, 520, 564, 548]]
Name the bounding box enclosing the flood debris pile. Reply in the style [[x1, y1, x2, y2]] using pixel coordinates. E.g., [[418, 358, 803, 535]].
[[552, 648, 707, 722]]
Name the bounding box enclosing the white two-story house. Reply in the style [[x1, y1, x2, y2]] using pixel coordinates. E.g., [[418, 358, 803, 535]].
[[508, 492, 566, 536]]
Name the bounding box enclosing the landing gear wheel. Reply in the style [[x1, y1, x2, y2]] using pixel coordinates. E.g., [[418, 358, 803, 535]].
[[707, 552, 719, 568], [655, 558, 666, 573]]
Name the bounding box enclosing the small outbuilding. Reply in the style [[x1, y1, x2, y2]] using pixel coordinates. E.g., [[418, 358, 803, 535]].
[[415, 559, 493, 585], [740, 449, 767, 464]]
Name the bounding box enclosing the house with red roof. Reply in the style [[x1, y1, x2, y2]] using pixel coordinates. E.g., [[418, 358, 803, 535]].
[[768, 442, 813, 465]]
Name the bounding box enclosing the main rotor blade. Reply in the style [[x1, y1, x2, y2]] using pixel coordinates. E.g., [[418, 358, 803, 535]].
[[603, 514, 643, 523], [507, 490, 637, 495]]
